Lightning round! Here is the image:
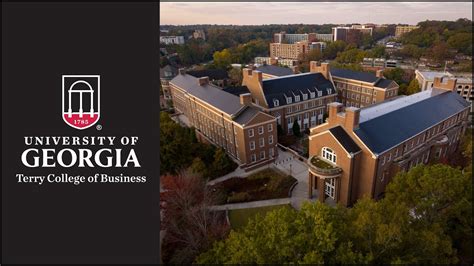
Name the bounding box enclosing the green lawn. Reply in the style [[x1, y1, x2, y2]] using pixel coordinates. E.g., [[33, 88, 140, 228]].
[[228, 204, 291, 230]]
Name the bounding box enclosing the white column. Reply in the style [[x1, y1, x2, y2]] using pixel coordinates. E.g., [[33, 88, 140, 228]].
[[68, 90, 72, 117], [79, 92, 83, 118], [90, 91, 94, 117]]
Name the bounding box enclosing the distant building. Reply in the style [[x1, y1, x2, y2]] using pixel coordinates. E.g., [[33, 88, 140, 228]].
[[308, 42, 327, 52], [160, 36, 185, 45], [315, 33, 333, 42], [307, 78, 470, 206], [169, 70, 278, 169], [269, 41, 308, 60], [332, 25, 373, 42], [242, 63, 338, 134], [415, 70, 473, 112], [192, 29, 206, 40], [362, 58, 400, 69], [395, 25, 420, 38], [160, 65, 178, 108], [273, 32, 317, 44], [254, 57, 298, 67]]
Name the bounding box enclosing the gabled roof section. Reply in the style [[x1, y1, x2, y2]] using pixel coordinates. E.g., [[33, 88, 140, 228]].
[[329, 126, 361, 154], [187, 69, 229, 80], [222, 86, 250, 96], [262, 72, 336, 108], [331, 68, 396, 89], [256, 65, 294, 77], [170, 74, 244, 116], [354, 90, 469, 154]]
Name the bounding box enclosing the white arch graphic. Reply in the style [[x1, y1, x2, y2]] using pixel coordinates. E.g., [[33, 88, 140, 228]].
[[67, 80, 94, 118]]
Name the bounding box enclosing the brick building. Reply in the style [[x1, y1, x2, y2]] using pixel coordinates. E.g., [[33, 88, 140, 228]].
[[332, 25, 373, 42], [160, 65, 178, 108], [307, 77, 470, 206], [325, 65, 399, 108], [169, 70, 278, 169], [242, 63, 337, 134], [269, 41, 308, 60], [395, 25, 419, 38]]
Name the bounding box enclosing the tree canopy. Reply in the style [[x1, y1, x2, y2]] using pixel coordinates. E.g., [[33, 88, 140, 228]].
[[197, 163, 472, 264]]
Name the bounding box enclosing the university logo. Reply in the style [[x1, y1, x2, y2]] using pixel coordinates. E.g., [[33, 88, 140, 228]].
[[62, 75, 100, 130]]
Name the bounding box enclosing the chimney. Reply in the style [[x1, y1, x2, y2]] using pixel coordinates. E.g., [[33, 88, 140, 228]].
[[253, 70, 263, 82], [240, 93, 252, 106], [327, 102, 344, 124], [178, 68, 186, 75], [375, 69, 384, 78], [198, 76, 209, 86], [310, 61, 330, 80], [433, 76, 457, 91], [345, 107, 361, 131], [291, 66, 299, 74]]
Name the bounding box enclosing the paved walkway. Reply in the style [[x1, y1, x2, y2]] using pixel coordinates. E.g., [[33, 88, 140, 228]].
[[209, 198, 291, 211], [207, 163, 272, 186], [273, 147, 313, 210]]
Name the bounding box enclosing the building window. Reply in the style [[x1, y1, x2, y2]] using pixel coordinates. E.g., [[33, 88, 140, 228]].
[[295, 95, 300, 102], [310, 92, 315, 98], [268, 135, 273, 144], [260, 151, 265, 160], [268, 124, 273, 132], [325, 178, 336, 199], [317, 91, 322, 97], [287, 107, 292, 114], [259, 137, 265, 147], [286, 97, 292, 104], [322, 147, 337, 164], [251, 154, 256, 163], [258, 126, 264, 135], [273, 99, 279, 107], [250, 141, 255, 150]]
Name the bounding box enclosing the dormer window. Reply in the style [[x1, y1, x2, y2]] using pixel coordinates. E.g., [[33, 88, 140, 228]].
[[327, 88, 332, 94], [310, 92, 315, 98], [273, 99, 279, 107], [286, 97, 292, 104], [303, 93, 308, 100], [317, 90, 322, 97], [295, 95, 300, 102]]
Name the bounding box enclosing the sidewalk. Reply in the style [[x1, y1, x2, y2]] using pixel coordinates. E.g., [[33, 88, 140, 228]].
[[209, 198, 291, 211], [207, 163, 272, 186]]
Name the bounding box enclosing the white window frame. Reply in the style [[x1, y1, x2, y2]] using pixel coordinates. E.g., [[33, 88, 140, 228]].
[[259, 137, 265, 147], [321, 147, 337, 164], [250, 141, 255, 150], [268, 135, 273, 144], [325, 178, 336, 199], [248, 129, 254, 137], [258, 126, 264, 135]]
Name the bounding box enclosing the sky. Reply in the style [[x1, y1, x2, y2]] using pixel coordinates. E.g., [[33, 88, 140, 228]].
[[160, 2, 472, 25]]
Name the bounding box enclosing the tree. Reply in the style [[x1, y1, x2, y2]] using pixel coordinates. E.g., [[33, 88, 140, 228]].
[[383, 67, 405, 85], [298, 49, 323, 72], [322, 40, 347, 60], [213, 49, 232, 69], [335, 48, 367, 64], [228, 67, 243, 85], [292, 121, 301, 137], [190, 157, 207, 177], [197, 164, 471, 264], [161, 173, 230, 264], [429, 41, 451, 62], [405, 79, 420, 95], [210, 148, 237, 178]]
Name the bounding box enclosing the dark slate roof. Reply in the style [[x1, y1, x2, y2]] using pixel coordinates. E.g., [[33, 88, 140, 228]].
[[331, 68, 395, 89], [329, 126, 361, 154], [374, 78, 395, 88], [170, 73, 261, 125], [354, 91, 470, 154], [187, 69, 229, 80], [234, 107, 260, 125], [222, 86, 250, 96], [170, 73, 244, 116], [256, 65, 293, 77], [262, 72, 336, 108]]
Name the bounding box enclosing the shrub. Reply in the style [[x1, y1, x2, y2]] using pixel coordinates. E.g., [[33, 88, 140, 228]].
[[227, 192, 252, 203]]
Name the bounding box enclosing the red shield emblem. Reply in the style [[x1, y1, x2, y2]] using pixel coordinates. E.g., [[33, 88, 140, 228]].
[[62, 75, 100, 130]]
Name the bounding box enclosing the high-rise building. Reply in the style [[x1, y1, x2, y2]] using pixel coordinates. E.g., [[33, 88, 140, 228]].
[[332, 25, 373, 42], [269, 41, 308, 60], [273, 32, 317, 44], [395, 25, 420, 38], [307, 77, 470, 206]]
